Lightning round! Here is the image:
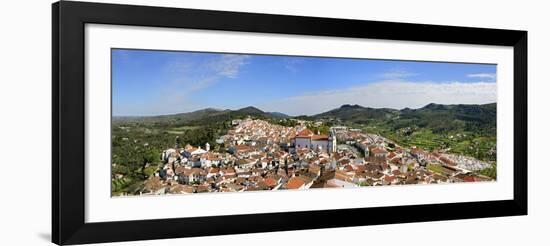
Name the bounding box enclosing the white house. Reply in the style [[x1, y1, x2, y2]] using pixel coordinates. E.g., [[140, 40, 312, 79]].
[[162, 148, 177, 162], [183, 145, 207, 158], [290, 129, 336, 152]]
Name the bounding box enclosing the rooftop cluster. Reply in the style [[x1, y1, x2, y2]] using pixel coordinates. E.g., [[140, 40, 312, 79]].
[[135, 118, 493, 195]]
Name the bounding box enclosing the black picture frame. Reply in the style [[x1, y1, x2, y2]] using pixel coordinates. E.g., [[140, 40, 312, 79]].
[[52, 1, 527, 245]]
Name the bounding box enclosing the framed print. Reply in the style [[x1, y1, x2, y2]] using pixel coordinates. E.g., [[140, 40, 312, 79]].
[[52, 1, 527, 245]]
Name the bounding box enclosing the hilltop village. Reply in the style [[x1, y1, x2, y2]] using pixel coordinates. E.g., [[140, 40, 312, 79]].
[[138, 118, 493, 195]]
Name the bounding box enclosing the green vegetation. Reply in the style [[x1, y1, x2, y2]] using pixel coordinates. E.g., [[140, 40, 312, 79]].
[[306, 123, 331, 135], [427, 163, 447, 175], [357, 181, 373, 187], [112, 120, 228, 195], [368, 126, 496, 162], [476, 163, 497, 179], [317, 103, 497, 162]]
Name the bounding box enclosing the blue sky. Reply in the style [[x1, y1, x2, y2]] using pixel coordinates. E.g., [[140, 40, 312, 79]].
[[112, 49, 497, 116]]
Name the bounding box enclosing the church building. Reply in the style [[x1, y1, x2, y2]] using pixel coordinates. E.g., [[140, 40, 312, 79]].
[[290, 128, 336, 153]]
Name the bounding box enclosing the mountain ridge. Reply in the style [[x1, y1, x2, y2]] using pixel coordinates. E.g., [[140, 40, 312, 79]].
[[114, 102, 496, 119], [114, 103, 496, 136]]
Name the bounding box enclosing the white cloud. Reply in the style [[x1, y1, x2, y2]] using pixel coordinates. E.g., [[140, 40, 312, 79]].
[[467, 73, 496, 80], [259, 81, 497, 116], [283, 58, 304, 73], [379, 70, 417, 80], [208, 54, 249, 78], [170, 53, 250, 85], [167, 54, 249, 88]]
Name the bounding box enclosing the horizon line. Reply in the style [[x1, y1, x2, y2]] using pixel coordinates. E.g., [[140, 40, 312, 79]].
[[112, 102, 497, 118]]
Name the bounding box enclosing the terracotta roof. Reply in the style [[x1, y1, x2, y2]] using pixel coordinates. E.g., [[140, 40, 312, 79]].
[[235, 145, 252, 151], [343, 165, 354, 172], [263, 177, 278, 187], [245, 185, 261, 191], [355, 164, 366, 173], [392, 170, 404, 176], [335, 169, 354, 182], [311, 135, 329, 140], [384, 175, 396, 183], [236, 158, 255, 165], [439, 156, 456, 166], [222, 167, 236, 174], [462, 176, 477, 182], [196, 185, 210, 193], [295, 129, 314, 138], [390, 158, 402, 164], [284, 177, 305, 189], [371, 147, 388, 154], [170, 184, 194, 194], [207, 154, 221, 161]]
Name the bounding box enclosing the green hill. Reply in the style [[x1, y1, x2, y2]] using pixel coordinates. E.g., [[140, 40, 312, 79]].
[[314, 104, 398, 123], [113, 106, 273, 125], [314, 103, 496, 136], [314, 103, 496, 161]]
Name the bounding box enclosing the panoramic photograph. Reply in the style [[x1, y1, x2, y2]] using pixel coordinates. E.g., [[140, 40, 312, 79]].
[[111, 48, 497, 196]]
